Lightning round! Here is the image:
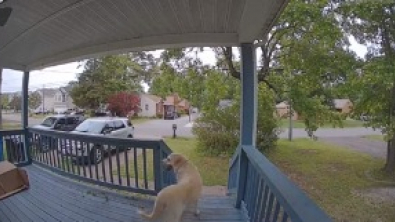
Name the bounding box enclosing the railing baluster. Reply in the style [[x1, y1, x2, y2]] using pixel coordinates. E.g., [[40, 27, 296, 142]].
[[264, 192, 275, 222], [133, 147, 139, 188], [124, 145, 130, 187], [74, 140, 80, 175], [101, 145, 106, 182], [87, 142, 93, 178], [258, 185, 269, 222], [272, 201, 281, 222], [251, 177, 263, 222], [143, 148, 148, 189], [281, 212, 289, 222], [95, 145, 100, 180], [116, 146, 122, 185], [108, 144, 114, 183]]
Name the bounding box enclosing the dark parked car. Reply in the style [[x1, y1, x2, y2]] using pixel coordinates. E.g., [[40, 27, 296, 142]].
[[31, 114, 86, 152]]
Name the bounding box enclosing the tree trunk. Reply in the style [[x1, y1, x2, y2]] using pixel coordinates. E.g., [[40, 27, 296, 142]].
[[385, 137, 395, 173]]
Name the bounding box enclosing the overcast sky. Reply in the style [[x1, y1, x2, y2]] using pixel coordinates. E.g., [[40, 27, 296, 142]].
[[2, 37, 367, 93]]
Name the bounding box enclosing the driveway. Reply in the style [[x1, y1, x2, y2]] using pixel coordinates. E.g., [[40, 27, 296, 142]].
[[133, 114, 198, 138]]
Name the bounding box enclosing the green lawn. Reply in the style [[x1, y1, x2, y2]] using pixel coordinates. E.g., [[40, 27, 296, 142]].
[[279, 119, 365, 128], [116, 137, 229, 186], [363, 134, 386, 142], [130, 117, 155, 125], [266, 139, 395, 222], [118, 137, 395, 221]]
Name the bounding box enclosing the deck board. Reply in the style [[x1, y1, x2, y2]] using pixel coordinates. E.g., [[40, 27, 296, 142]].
[[0, 164, 247, 222]]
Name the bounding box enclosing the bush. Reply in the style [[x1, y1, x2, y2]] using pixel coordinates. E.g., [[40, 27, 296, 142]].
[[156, 113, 163, 119], [193, 84, 280, 156]]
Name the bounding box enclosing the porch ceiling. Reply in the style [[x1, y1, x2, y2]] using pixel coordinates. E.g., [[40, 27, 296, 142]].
[[0, 0, 288, 71]]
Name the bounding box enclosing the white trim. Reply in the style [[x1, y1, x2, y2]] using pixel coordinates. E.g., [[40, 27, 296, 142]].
[[27, 33, 238, 70]]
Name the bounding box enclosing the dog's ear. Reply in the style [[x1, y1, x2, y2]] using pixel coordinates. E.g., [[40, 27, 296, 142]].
[[173, 155, 185, 167]]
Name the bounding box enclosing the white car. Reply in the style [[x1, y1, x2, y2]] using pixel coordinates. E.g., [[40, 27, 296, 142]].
[[61, 117, 134, 164]]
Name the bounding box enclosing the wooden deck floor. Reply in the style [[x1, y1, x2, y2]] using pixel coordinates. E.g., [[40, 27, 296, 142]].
[[0, 164, 246, 222]]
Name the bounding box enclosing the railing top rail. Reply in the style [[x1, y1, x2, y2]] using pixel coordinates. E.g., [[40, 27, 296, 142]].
[[242, 145, 332, 222], [0, 129, 25, 136], [28, 127, 163, 148]]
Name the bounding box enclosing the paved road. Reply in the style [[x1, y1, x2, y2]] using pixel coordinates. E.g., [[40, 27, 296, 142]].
[[2, 112, 383, 139], [320, 137, 387, 159]]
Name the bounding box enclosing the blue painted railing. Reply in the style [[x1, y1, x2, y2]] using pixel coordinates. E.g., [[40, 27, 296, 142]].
[[228, 145, 332, 222], [0, 128, 176, 195], [0, 129, 29, 166]]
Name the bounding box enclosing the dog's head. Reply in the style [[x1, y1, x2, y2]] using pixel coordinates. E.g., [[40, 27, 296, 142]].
[[162, 153, 188, 171]]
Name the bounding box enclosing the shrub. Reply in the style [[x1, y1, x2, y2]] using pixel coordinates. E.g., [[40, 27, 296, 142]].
[[193, 84, 280, 156]]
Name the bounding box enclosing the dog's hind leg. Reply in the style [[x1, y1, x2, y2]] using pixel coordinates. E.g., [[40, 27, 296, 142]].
[[189, 200, 200, 218]]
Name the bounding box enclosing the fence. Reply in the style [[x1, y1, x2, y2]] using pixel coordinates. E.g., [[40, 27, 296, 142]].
[[228, 145, 332, 222]]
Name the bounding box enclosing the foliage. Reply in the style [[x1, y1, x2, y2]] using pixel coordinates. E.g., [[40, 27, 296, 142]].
[[70, 55, 143, 110], [9, 95, 21, 111], [337, 1, 395, 172], [107, 92, 140, 117], [215, 0, 358, 138], [28, 91, 42, 110], [193, 82, 280, 156]]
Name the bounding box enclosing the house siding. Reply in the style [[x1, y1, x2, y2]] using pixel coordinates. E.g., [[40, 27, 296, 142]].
[[139, 95, 158, 117]]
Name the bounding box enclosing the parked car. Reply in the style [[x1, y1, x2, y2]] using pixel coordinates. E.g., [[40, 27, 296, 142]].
[[31, 114, 86, 152], [61, 117, 134, 164]]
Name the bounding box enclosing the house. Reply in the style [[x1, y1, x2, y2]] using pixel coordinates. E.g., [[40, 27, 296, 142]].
[[218, 99, 233, 110], [275, 101, 299, 120], [177, 99, 191, 113], [53, 86, 76, 113], [163, 93, 182, 119], [35, 88, 57, 113], [138, 94, 163, 117], [333, 99, 353, 114]]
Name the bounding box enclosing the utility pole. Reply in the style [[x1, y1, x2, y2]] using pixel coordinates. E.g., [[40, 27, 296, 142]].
[[42, 84, 45, 113]]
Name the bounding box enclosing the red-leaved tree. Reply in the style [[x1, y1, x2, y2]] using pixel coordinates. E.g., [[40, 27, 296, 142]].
[[107, 92, 140, 117]]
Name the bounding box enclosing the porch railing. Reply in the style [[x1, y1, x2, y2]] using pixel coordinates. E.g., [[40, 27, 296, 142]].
[[1, 128, 176, 195], [228, 145, 332, 222], [0, 129, 29, 166]]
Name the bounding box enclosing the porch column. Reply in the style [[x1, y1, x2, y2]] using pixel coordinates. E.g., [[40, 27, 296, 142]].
[[22, 71, 29, 128], [22, 71, 31, 165], [240, 43, 257, 146], [235, 43, 257, 208]]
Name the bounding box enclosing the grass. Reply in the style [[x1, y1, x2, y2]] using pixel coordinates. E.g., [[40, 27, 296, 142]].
[[130, 117, 154, 125], [266, 139, 395, 222], [116, 137, 229, 186], [363, 134, 386, 142], [279, 119, 365, 128], [116, 136, 395, 221]]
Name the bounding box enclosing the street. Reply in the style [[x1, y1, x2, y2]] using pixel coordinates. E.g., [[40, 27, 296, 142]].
[[2, 112, 383, 139]]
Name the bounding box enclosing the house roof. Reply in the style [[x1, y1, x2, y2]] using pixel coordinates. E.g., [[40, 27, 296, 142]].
[[144, 94, 162, 103], [0, 0, 289, 71], [333, 99, 352, 109], [178, 99, 190, 107], [37, 88, 57, 97]]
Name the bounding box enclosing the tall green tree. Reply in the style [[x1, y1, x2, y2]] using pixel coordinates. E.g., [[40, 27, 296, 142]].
[[28, 91, 42, 110], [71, 55, 143, 110], [217, 0, 357, 137], [338, 1, 395, 172]]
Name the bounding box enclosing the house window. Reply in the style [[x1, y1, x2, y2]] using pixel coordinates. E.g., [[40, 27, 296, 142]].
[[62, 94, 66, 102], [145, 104, 149, 111]]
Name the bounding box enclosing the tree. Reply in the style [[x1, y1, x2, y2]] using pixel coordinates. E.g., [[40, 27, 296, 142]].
[[214, 0, 357, 137], [338, 1, 395, 172], [28, 91, 42, 110], [9, 94, 21, 112], [107, 92, 140, 117], [0, 68, 3, 128], [71, 55, 143, 110]]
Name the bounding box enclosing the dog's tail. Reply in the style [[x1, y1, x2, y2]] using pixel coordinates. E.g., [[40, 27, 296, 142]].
[[138, 201, 165, 221]]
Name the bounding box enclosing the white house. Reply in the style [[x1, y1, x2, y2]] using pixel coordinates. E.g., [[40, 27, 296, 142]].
[[53, 86, 75, 113], [138, 94, 162, 117]]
